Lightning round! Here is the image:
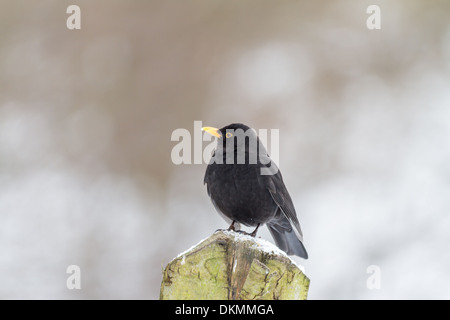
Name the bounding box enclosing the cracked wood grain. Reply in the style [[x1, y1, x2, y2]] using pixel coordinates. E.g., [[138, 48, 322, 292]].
[[160, 230, 309, 300]]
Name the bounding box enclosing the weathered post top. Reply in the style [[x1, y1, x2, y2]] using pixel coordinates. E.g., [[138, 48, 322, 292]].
[[160, 230, 310, 300]]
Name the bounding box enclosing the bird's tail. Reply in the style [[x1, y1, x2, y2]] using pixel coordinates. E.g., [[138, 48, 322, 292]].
[[267, 219, 308, 259]]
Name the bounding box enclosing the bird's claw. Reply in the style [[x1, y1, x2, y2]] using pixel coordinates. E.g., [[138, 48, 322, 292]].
[[216, 221, 260, 238], [228, 220, 237, 231]]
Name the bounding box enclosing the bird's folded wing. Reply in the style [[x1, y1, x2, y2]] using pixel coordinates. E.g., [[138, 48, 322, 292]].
[[265, 174, 304, 242]]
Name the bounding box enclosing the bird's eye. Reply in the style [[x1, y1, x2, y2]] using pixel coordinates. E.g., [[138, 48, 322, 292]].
[[225, 132, 233, 138]]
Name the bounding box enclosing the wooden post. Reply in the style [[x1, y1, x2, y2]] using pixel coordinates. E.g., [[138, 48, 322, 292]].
[[160, 230, 309, 300]]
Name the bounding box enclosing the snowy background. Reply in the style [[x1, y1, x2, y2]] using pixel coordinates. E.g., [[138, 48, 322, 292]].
[[1, 0, 450, 299]]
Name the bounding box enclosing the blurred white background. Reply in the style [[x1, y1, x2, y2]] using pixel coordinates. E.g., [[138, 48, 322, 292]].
[[1, 0, 450, 299]]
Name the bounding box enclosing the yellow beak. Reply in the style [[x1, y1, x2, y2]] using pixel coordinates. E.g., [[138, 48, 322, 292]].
[[202, 126, 222, 138]]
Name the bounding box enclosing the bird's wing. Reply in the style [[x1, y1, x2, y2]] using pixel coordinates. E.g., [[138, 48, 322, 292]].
[[264, 171, 304, 241]]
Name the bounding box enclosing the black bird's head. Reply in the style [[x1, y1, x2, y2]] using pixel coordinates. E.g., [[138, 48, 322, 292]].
[[202, 123, 266, 163]]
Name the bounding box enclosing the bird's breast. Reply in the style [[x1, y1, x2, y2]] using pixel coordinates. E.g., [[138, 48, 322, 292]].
[[205, 163, 277, 226]]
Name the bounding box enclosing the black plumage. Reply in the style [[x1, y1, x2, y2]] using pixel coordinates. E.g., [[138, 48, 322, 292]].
[[203, 123, 308, 259]]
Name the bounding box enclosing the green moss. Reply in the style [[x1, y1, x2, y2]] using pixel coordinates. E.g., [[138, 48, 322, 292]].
[[160, 231, 310, 300]]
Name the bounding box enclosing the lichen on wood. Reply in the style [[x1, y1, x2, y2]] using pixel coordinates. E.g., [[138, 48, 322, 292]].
[[160, 230, 309, 300]]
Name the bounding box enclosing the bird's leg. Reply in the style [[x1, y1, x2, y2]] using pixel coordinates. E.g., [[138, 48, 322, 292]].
[[250, 224, 260, 237], [228, 220, 237, 232], [215, 221, 237, 234]]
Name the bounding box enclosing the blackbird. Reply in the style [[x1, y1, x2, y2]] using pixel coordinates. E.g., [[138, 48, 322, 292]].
[[202, 123, 308, 259]]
